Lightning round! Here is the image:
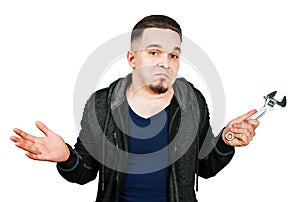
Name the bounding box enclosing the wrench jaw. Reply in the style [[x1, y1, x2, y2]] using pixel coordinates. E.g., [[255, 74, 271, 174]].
[[266, 91, 277, 99], [264, 91, 287, 111], [278, 96, 287, 107]]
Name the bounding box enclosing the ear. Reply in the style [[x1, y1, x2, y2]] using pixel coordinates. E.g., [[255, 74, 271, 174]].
[[127, 51, 136, 69]]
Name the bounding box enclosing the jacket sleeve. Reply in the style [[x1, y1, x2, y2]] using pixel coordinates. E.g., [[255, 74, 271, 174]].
[[56, 92, 101, 185], [194, 89, 235, 179], [197, 126, 235, 179]]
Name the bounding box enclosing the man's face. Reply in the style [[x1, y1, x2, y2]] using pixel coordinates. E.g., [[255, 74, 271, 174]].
[[128, 28, 181, 94]]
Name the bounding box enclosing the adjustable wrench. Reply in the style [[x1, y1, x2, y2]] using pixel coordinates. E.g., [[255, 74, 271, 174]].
[[225, 91, 287, 141]]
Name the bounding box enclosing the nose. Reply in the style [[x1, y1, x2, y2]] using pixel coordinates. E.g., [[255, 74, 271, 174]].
[[157, 52, 170, 69]]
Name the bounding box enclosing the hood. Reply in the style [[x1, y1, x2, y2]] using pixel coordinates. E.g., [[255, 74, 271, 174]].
[[110, 73, 197, 112]]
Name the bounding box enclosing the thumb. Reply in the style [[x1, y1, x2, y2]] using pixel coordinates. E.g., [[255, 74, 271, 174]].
[[35, 121, 52, 136], [233, 109, 257, 124]]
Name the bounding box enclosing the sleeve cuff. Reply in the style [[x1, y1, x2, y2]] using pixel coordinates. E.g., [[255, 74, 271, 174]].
[[215, 128, 235, 155], [57, 144, 79, 171]]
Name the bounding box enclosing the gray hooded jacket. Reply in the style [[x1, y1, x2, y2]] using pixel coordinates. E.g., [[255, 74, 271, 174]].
[[57, 74, 235, 202]]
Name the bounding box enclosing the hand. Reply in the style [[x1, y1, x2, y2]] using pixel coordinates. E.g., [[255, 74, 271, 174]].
[[222, 109, 260, 147], [10, 121, 70, 162]]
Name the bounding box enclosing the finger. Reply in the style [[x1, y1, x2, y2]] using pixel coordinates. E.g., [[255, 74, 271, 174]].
[[26, 152, 43, 161], [14, 138, 42, 155], [232, 123, 241, 128], [231, 125, 256, 140], [15, 140, 33, 150], [10, 135, 21, 143], [231, 127, 251, 137], [13, 128, 36, 142], [245, 119, 260, 129], [233, 120, 258, 135], [237, 123, 255, 133], [233, 133, 251, 145], [26, 151, 52, 161], [35, 121, 52, 136], [233, 109, 257, 124]]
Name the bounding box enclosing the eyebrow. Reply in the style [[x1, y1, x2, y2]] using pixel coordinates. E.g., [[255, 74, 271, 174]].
[[146, 44, 181, 53]]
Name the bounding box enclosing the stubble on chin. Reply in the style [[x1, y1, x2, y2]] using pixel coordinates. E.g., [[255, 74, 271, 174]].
[[148, 79, 169, 94]]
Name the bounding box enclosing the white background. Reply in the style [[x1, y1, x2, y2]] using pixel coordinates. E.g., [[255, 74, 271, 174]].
[[0, 0, 299, 201]]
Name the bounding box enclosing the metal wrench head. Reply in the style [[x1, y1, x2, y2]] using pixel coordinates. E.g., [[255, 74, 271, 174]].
[[264, 91, 287, 109]]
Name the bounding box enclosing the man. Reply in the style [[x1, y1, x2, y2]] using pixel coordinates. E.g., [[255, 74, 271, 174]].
[[10, 15, 259, 202]]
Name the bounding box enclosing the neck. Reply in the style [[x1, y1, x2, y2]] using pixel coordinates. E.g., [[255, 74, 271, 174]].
[[126, 83, 174, 119], [127, 82, 173, 100]]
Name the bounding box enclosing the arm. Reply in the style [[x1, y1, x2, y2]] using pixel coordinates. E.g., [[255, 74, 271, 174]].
[[57, 91, 105, 184], [56, 138, 99, 185], [10, 92, 103, 185], [10, 121, 99, 185], [197, 125, 235, 179], [194, 90, 259, 178], [197, 111, 259, 178]]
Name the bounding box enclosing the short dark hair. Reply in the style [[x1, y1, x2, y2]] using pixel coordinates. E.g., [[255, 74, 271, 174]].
[[131, 15, 182, 43]]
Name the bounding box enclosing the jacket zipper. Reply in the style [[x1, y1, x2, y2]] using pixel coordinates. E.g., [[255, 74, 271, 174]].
[[114, 132, 120, 202], [168, 106, 180, 202]]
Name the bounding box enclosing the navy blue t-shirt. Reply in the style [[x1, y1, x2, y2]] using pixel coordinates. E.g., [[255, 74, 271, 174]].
[[119, 106, 170, 202]]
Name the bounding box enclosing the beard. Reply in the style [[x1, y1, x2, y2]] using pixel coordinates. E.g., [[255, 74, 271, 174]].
[[149, 79, 169, 94]]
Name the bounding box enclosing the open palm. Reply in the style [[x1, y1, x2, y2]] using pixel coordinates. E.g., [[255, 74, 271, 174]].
[[10, 121, 70, 162]]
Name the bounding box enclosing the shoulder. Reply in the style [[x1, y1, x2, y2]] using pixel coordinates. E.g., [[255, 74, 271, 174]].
[[175, 77, 208, 108], [83, 78, 122, 115], [91, 78, 122, 104], [94, 87, 109, 102]]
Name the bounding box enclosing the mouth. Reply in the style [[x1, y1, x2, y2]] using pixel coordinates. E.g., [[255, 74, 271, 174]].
[[153, 73, 169, 80]]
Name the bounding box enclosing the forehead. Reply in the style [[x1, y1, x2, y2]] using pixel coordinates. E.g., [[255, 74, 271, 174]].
[[133, 28, 181, 51]]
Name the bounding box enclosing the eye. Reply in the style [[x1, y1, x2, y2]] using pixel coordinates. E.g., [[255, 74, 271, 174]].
[[170, 53, 179, 59], [149, 50, 159, 56]]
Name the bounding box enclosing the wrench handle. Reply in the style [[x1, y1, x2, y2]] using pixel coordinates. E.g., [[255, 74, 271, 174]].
[[248, 108, 267, 120]]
